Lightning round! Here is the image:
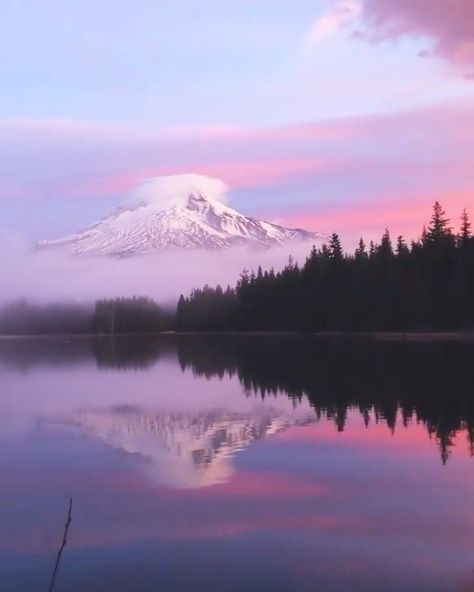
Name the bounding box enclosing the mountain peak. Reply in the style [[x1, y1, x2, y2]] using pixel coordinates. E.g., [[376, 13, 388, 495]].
[[38, 190, 324, 257], [187, 192, 207, 206], [185, 191, 219, 213]]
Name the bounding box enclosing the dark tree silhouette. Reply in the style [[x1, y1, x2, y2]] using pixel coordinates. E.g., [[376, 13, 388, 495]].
[[92, 296, 171, 334], [424, 201, 455, 248], [177, 203, 474, 333], [0, 297, 175, 336], [458, 208, 472, 248], [175, 334, 474, 464]]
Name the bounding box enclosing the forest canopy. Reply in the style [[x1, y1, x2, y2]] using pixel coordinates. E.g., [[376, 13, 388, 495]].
[[177, 203, 474, 332]]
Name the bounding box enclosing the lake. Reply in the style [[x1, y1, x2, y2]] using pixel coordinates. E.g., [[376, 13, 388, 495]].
[[1, 334, 474, 591]]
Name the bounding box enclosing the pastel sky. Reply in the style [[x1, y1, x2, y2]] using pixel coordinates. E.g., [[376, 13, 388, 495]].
[[1, 0, 473, 246]]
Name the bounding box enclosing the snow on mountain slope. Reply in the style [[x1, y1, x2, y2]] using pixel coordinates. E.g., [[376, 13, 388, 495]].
[[38, 192, 323, 256]]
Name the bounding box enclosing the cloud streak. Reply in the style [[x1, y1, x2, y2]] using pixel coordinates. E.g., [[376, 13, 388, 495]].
[[1, 99, 473, 247], [305, 0, 361, 46]]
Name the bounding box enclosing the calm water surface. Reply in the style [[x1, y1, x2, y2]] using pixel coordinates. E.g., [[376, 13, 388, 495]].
[[1, 335, 474, 591]]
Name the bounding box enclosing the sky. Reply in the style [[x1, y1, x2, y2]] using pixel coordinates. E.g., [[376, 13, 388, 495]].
[[1, 0, 473, 247]]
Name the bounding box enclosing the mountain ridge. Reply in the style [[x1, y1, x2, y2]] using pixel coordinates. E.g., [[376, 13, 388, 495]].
[[38, 192, 323, 256]]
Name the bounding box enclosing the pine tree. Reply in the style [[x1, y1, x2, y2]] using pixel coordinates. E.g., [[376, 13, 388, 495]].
[[304, 245, 319, 273], [369, 240, 376, 258], [458, 208, 472, 248], [377, 229, 393, 261], [425, 202, 453, 246], [396, 235, 409, 258], [238, 269, 250, 290], [355, 238, 368, 260], [320, 243, 330, 261], [329, 233, 343, 260]]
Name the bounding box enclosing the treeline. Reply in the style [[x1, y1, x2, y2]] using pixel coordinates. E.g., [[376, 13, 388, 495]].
[[0, 301, 92, 335], [92, 297, 172, 334], [177, 203, 474, 332], [0, 297, 174, 335]]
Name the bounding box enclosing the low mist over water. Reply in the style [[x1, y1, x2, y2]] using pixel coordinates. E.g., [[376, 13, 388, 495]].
[[0, 239, 314, 306]]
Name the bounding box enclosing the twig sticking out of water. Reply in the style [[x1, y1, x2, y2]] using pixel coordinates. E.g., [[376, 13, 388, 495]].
[[47, 496, 73, 592]]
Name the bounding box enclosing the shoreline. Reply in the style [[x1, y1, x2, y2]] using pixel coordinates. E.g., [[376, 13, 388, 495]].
[[1, 331, 474, 342]]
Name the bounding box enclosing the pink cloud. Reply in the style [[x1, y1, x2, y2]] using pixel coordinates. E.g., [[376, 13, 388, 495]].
[[71, 158, 332, 197], [306, 0, 361, 45], [361, 0, 474, 71], [196, 158, 332, 188], [1, 101, 473, 245]]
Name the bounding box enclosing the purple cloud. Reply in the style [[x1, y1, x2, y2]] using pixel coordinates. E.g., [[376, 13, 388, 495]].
[[361, 0, 474, 69]]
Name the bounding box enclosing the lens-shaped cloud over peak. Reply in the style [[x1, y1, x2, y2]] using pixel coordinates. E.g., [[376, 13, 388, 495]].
[[126, 174, 229, 211]]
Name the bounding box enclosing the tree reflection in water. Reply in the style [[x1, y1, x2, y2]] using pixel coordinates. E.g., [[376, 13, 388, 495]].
[[1, 333, 473, 464]]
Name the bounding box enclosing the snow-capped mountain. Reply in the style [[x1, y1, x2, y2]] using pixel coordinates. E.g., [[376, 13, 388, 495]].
[[38, 192, 322, 256]]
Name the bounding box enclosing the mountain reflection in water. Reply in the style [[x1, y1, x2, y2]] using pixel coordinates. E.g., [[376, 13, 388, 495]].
[[2, 334, 473, 464], [44, 406, 315, 488], [2, 334, 474, 592]]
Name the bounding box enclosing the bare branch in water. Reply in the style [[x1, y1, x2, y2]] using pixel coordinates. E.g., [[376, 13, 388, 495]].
[[48, 496, 73, 592]]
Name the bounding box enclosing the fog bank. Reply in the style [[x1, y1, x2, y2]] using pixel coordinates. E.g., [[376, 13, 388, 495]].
[[0, 238, 317, 306]]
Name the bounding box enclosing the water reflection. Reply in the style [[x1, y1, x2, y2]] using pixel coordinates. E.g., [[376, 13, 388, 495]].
[[178, 334, 474, 464], [45, 406, 314, 488], [1, 335, 474, 592], [2, 334, 473, 464]]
